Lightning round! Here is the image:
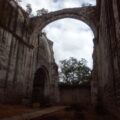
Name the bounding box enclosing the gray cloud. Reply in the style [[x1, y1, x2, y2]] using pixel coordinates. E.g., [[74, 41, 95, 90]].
[[20, 0, 96, 13], [44, 19, 94, 68]]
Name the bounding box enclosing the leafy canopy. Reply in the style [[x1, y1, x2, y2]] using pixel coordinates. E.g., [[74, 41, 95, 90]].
[[59, 57, 91, 85]]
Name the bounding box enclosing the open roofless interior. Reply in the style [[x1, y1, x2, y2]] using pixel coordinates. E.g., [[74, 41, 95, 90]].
[[0, 0, 120, 119]]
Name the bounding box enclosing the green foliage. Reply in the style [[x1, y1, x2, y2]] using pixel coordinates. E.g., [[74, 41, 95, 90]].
[[26, 4, 32, 15], [36, 8, 48, 16], [59, 57, 91, 85], [81, 3, 92, 7]]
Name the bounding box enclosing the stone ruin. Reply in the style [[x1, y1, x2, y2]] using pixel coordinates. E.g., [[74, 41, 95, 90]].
[[0, 0, 120, 118]]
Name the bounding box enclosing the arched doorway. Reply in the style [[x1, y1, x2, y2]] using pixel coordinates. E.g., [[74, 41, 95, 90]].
[[31, 7, 97, 69], [43, 18, 94, 68], [31, 5, 97, 105], [32, 67, 48, 104]]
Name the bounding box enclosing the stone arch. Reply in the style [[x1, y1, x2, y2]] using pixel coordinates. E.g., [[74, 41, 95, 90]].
[[31, 6, 97, 37], [32, 65, 49, 104]]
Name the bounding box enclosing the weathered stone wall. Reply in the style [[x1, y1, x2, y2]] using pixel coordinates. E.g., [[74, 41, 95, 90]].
[[37, 35, 60, 103], [59, 85, 91, 105], [2, 1, 120, 117], [0, 0, 59, 104], [95, 0, 120, 118], [50, 62, 60, 103], [91, 37, 98, 105], [0, 0, 34, 103]]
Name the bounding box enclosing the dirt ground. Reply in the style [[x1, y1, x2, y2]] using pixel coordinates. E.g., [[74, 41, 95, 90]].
[[0, 103, 44, 118], [0, 104, 119, 120], [37, 105, 118, 120]]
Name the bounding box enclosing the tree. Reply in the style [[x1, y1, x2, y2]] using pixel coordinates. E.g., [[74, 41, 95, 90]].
[[59, 57, 91, 85], [36, 8, 48, 16], [81, 3, 92, 7], [26, 4, 32, 15]]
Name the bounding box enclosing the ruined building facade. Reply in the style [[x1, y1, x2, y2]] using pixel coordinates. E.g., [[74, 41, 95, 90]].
[[92, 0, 120, 118], [0, 0, 59, 104], [0, 0, 120, 119]]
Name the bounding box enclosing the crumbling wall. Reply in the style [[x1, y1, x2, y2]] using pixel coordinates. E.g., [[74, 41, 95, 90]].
[[0, 0, 37, 103], [59, 86, 91, 105], [0, 0, 58, 104], [95, 0, 120, 118]]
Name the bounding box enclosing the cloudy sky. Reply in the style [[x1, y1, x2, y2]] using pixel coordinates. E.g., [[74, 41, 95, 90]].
[[20, 0, 96, 69]]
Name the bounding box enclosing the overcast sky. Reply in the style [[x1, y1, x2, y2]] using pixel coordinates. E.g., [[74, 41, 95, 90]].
[[20, 0, 96, 69]]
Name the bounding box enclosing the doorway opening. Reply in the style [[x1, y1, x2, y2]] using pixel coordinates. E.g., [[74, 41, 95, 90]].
[[32, 67, 48, 104]]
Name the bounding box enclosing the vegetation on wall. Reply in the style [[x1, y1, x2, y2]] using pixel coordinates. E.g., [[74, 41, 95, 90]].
[[15, 0, 48, 17]]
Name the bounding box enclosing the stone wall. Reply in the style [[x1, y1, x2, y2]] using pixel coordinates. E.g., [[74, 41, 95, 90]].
[[94, 0, 120, 118], [59, 85, 91, 105], [1, 1, 120, 118], [0, 0, 33, 103], [0, 0, 59, 104]]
